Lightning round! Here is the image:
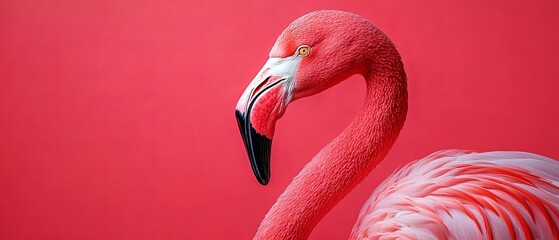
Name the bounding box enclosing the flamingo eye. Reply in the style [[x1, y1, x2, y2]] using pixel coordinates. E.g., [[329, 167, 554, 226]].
[[297, 45, 310, 57]]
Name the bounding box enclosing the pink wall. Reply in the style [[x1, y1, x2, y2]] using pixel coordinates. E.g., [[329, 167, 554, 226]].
[[1, 0, 558, 239]]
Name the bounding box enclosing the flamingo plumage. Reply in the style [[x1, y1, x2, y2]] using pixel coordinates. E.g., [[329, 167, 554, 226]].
[[234, 10, 559, 239]]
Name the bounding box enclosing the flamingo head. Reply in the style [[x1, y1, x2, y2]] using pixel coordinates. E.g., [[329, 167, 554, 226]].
[[236, 10, 388, 185]]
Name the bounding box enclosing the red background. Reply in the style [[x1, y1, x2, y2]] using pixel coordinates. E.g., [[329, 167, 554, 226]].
[[1, 1, 558, 239]]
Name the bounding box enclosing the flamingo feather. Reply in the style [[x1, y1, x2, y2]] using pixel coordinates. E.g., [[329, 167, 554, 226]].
[[353, 150, 559, 239]]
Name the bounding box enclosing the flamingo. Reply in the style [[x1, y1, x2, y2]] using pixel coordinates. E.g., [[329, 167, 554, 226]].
[[234, 10, 559, 239]]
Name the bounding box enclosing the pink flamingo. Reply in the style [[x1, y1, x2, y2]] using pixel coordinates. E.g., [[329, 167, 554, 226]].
[[235, 10, 559, 239]]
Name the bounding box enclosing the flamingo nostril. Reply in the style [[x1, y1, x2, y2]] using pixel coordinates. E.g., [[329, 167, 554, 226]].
[[253, 76, 271, 97]]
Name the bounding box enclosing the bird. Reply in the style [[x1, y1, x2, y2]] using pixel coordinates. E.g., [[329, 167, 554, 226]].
[[234, 10, 559, 239]]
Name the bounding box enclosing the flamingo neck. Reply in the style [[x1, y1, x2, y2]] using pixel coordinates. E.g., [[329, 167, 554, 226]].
[[254, 51, 408, 239]]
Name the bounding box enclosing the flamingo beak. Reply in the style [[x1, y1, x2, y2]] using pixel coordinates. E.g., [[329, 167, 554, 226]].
[[235, 57, 302, 185]]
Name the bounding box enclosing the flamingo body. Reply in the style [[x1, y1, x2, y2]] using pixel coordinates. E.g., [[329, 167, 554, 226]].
[[352, 150, 559, 239], [234, 10, 559, 239]]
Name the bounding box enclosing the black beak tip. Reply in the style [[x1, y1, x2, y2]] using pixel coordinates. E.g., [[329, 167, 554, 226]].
[[257, 174, 270, 185], [235, 110, 273, 186]]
